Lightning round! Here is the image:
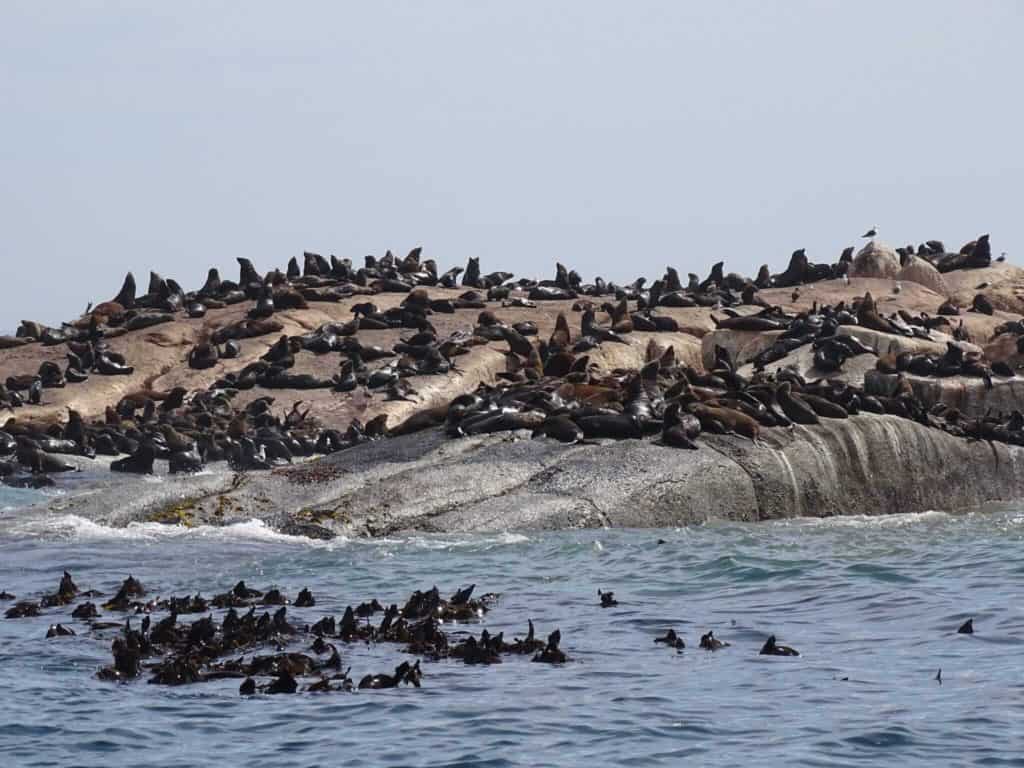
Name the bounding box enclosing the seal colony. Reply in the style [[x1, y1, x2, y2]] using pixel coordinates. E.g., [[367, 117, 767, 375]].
[[0, 569, 977, 698], [3, 231, 1024, 529]]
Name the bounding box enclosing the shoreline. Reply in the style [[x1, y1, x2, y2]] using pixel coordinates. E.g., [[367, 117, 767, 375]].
[[13, 412, 1023, 538]]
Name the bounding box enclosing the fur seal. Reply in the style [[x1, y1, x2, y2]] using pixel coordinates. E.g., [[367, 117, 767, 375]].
[[970, 294, 994, 315], [711, 314, 784, 332], [549, 313, 572, 349], [775, 382, 819, 425], [760, 635, 799, 656], [358, 660, 423, 688], [461, 257, 483, 288], [699, 631, 730, 651], [690, 403, 760, 441], [856, 292, 899, 334], [111, 442, 155, 474], [16, 439, 78, 473], [773, 249, 809, 287], [532, 629, 567, 664], [754, 264, 772, 289], [188, 341, 219, 370], [169, 447, 204, 474], [799, 393, 848, 419], [5, 601, 41, 618], [112, 273, 137, 309], [661, 402, 700, 449], [654, 629, 685, 649], [46, 623, 76, 638], [577, 413, 641, 440], [535, 415, 584, 443], [237, 257, 262, 289], [197, 268, 222, 297]]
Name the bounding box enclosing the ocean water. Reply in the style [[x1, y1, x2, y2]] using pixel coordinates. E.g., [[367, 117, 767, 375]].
[[1, 486, 1023, 767]]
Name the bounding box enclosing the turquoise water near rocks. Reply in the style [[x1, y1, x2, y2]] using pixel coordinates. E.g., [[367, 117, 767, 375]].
[[1, 490, 1023, 767]]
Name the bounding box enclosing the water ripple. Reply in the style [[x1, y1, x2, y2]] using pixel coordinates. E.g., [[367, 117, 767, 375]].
[[0, 504, 1022, 766]]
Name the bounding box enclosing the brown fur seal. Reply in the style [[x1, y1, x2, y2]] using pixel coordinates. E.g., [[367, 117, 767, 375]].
[[760, 635, 799, 656], [799, 393, 848, 419], [548, 313, 573, 348], [690, 403, 760, 441], [857, 292, 899, 334], [536, 415, 584, 443], [711, 315, 785, 331], [776, 382, 819, 425], [390, 405, 448, 436]]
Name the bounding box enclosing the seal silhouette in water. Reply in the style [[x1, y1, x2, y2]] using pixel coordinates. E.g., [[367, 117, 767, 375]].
[[759, 635, 799, 656], [699, 630, 730, 651], [266, 671, 298, 694], [46, 623, 76, 638], [532, 629, 568, 663], [598, 589, 618, 608], [654, 629, 685, 650], [449, 584, 475, 605]]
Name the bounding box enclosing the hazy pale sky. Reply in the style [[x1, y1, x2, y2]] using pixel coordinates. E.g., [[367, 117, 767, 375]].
[[2, 1, 1021, 332]]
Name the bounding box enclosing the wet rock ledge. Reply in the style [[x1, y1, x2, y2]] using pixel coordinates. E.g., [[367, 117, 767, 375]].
[[40, 414, 1024, 537]]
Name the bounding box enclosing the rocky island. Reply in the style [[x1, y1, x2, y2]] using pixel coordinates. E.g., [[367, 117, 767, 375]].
[[3, 235, 1024, 537]]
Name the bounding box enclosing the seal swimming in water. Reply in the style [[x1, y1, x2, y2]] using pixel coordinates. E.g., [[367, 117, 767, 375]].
[[699, 630, 730, 651], [654, 629, 685, 649], [759, 635, 799, 656], [532, 629, 568, 663]]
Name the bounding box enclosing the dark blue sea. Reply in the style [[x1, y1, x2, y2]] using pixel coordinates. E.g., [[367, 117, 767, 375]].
[[2, 484, 1023, 767]]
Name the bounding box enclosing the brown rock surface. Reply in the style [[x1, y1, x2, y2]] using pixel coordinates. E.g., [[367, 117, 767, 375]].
[[850, 241, 900, 279], [896, 254, 949, 294], [1, 288, 705, 431]]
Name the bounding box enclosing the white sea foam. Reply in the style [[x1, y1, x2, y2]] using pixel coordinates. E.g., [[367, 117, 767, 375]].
[[372, 531, 531, 550], [8, 514, 530, 550], [769, 510, 952, 529], [10, 514, 346, 547]]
